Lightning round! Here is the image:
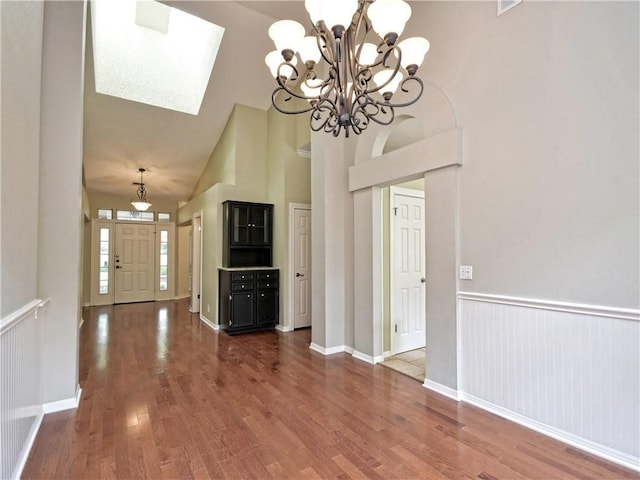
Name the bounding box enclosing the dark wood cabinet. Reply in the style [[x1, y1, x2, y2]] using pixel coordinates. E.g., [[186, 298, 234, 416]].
[[219, 269, 279, 334], [222, 201, 273, 267]]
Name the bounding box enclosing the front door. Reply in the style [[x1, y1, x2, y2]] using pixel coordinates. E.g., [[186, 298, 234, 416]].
[[293, 207, 311, 328], [391, 188, 426, 354], [114, 223, 156, 303]]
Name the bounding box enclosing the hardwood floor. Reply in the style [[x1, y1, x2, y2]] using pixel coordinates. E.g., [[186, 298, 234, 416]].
[[23, 300, 638, 479]]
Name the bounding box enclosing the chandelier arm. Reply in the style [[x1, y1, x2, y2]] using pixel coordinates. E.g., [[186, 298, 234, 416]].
[[383, 76, 425, 109], [316, 29, 335, 66], [358, 101, 396, 127], [351, 94, 396, 126], [275, 61, 301, 86], [274, 66, 318, 103], [336, 34, 353, 122], [271, 88, 317, 115], [368, 109, 396, 126], [350, 2, 369, 71], [362, 60, 403, 96], [309, 98, 342, 135], [382, 45, 402, 69]]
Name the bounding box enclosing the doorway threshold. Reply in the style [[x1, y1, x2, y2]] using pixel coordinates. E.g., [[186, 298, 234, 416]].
[[380, 348, 425, 382]]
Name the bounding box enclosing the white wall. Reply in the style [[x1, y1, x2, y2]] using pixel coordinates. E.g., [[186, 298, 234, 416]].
[[310, 132, 355, 352], [334, 0, 639, 468], [38, 0, 86, 404], [459, 295, 639, 468], [0, 1, 44, 316], [409, 1, 639, 309]]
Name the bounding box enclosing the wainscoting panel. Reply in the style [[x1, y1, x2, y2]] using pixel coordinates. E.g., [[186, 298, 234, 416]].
[[0, 300, 46, 480], [458, 293, 639, 469]]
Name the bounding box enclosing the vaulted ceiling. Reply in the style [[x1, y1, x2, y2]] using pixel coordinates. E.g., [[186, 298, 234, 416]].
[[83, 1, 309, 202]]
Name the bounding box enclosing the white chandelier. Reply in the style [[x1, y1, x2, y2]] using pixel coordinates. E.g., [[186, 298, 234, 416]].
[[265, 0, 430, 138], [131, 167, 152, 212]]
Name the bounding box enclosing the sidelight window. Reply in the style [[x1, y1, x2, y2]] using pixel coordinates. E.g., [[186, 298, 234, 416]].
[[159, 230, 169, 291], [99, 228, 110, 294]]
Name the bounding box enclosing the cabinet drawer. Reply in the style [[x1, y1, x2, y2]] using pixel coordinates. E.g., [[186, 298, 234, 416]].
[[258, 280, 278, 289], [258, 271, 278, 280], [231, 282, 254, 291], [231, 272, 254, 281]]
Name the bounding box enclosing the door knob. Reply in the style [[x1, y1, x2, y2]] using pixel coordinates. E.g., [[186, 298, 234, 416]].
[[421, 277, 426, 283], [296, 273, 304, 277], [116, 265, 122, 269]]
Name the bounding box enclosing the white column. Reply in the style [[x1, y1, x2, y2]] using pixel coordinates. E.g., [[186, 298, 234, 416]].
[[38, 0, 86, 404], [310, 131, 354, 351]]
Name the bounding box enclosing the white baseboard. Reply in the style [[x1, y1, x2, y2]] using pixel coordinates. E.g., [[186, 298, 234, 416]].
[[199, 315, 219, 331], [422, 378, 461, 401], [276, 324, 293, 332], [43, 387, 82, 414], [461, 392, 640, 473], [309, 343, 347, 355], [352, 350, 385, 365], [174, 294, 190, 300]]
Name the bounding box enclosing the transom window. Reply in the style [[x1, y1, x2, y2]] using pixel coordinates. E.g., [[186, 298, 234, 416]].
[[116, 210, 154, 221], [98, 209, 113, 219]]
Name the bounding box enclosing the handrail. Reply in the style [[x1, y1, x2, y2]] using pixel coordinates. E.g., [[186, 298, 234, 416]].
[[0, 299, 43, 335]]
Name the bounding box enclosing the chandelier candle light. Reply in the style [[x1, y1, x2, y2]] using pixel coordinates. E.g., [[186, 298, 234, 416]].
[[265, 0, 430, 137], [131, 167, 152, 212]]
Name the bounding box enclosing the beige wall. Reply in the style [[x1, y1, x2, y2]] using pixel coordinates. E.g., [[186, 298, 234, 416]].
[[176, 225, 191, 298], [190, 108, 237, 198], [267, 103, 311, 329], [178, 102, 310, 328], [178, 104, 271, 326]]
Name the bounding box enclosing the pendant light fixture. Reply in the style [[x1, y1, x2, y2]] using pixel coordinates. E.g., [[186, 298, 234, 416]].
[[265, 0, 430, 137], [131, 167, 152, 212]]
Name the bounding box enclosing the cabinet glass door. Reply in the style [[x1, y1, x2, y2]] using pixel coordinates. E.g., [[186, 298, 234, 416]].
[[250, 206, 270, 246], [231, 205, 251, 245]]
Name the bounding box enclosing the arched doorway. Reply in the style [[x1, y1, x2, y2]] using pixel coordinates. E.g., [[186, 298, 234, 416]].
[[349, 84, 464, 397]]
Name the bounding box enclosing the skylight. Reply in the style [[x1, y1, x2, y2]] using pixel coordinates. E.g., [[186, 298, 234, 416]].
[[91, 0, 224, 115]]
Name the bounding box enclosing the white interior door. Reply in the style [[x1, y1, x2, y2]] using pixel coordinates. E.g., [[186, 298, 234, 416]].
[[293, 207, 311, 328], [114, 223, 156, 304], [391, 188, 426, 354]]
